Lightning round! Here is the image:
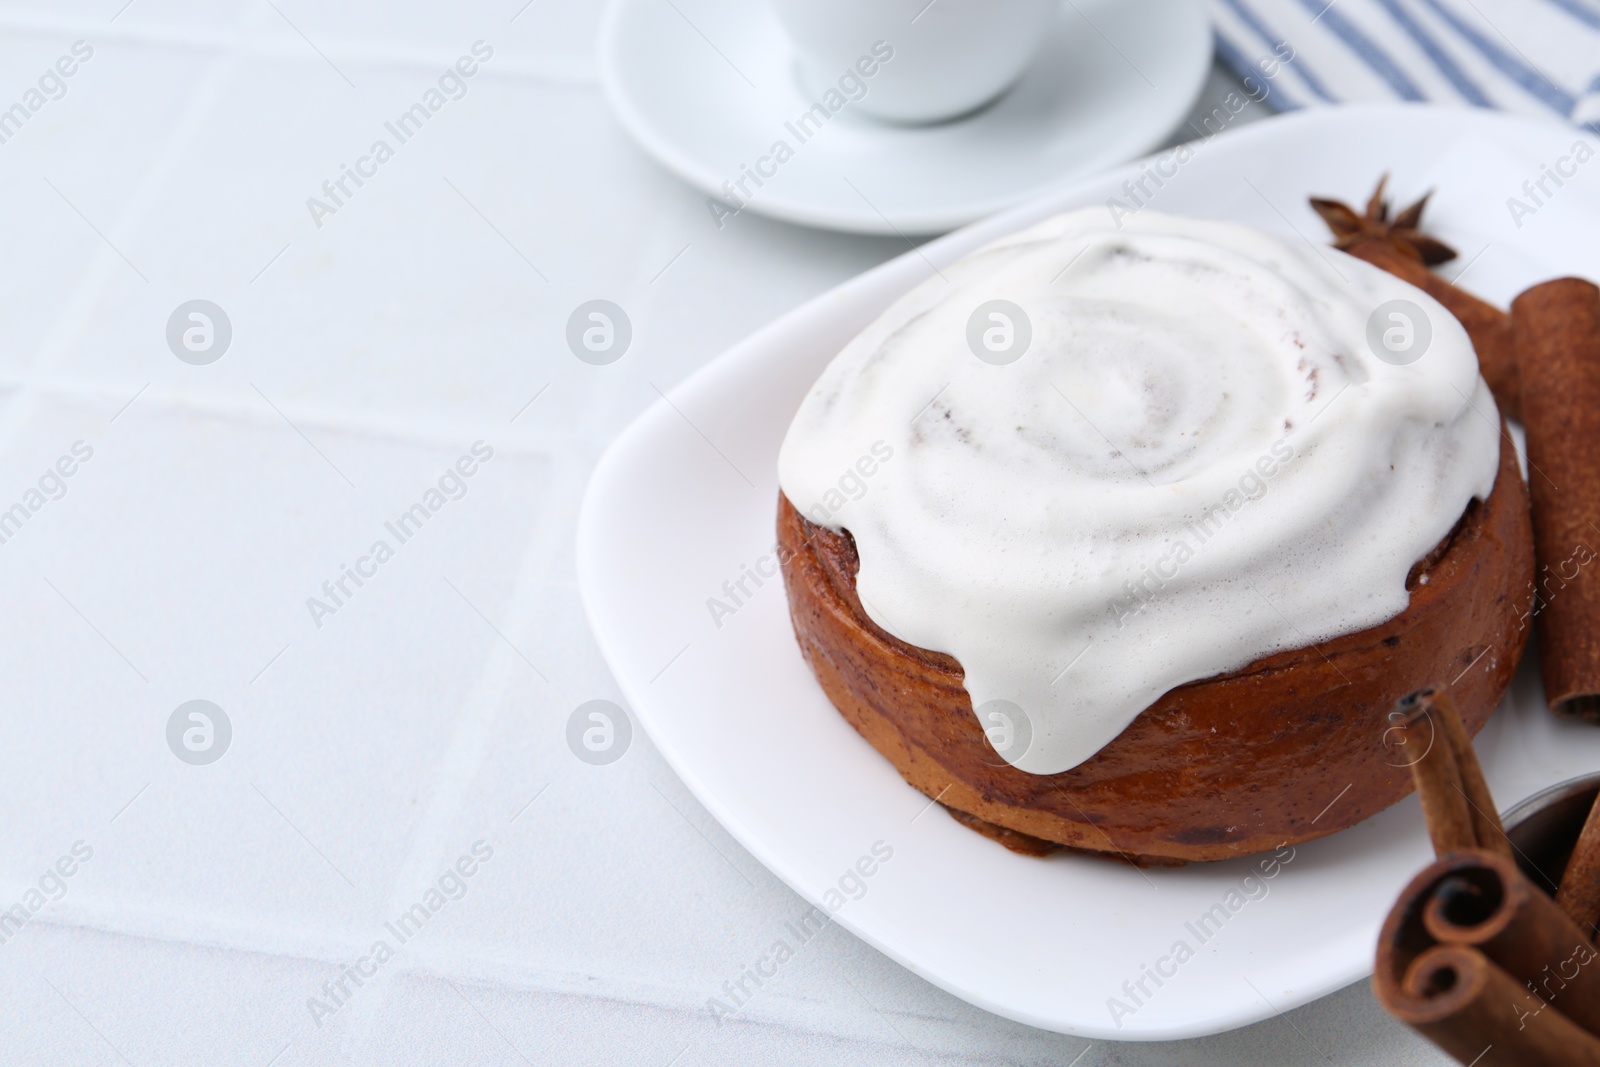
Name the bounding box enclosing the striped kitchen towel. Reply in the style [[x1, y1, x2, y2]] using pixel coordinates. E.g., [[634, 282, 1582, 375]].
[[1207, 0, 1600, 130]]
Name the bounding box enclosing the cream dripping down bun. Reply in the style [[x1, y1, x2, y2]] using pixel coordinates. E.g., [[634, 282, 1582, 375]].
[[778, 208, 1500, 775]]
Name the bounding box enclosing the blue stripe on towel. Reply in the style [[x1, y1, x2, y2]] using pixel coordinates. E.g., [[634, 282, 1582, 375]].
[[1213, 29, 1306, 110], [1294, 0, 1428, 100], [1418, 0, 1577, 114], [1217, 0, 1339, 101], [1535, 0, 1600, 31], [1371, 0, 1494, 105]]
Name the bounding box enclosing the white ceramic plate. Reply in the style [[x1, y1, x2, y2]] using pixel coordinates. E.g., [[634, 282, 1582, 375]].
[[598, 0, 1212, 234], [577, 105, 1600, 1039]]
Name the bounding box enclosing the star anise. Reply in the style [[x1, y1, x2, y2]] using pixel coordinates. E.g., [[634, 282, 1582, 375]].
[[1309, 175, 1458, 266]]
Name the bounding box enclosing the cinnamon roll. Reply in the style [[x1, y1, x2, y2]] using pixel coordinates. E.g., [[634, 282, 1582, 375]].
[[776, 209, 1534, 863]]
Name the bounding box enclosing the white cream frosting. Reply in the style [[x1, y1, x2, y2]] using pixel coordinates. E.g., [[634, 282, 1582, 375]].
[[778, 208, 1500, 775]]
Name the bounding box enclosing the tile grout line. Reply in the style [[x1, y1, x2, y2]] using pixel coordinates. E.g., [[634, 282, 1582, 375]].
[[0, 16, 253, 462], [4, 376, 590, 458], [14, 901, 980, 1057], [330, 461, 582, 1058]]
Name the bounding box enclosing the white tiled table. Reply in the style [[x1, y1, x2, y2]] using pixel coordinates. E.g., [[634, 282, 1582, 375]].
[[0, 2, 1453, 1063]]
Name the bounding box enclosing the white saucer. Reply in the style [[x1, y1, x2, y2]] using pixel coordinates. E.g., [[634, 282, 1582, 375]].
[[599, 0, 1213, 234]]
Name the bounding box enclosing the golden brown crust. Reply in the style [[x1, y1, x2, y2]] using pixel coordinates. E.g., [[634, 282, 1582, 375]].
[[777, 432, 1535, 863]]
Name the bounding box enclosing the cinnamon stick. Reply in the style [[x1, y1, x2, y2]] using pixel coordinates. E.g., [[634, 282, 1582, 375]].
[[1376, 854, 1448, 1020], [1345, 237, 1521, 421], [1420, 849, 1600, 1036], [1395, 689, 1476, 856], [1427, 688, 1513, 859], [1557, 791, 1600, 935], [1512, 279, 1600, 721], [1395, 944, 1600, 1066]]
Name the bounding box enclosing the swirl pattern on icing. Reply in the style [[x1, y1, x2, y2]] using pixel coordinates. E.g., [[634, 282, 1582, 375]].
[[779, 209, 1500, 774]]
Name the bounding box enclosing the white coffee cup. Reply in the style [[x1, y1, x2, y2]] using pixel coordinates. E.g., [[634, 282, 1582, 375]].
[[768, 0, 1059, 125]]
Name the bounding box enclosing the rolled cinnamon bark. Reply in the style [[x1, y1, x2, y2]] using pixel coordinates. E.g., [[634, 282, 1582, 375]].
[[1396, 692, 1477, 856], [1396, 944, 1600, 1066], [1419, 849, 1600, 1034], [1427, 687, 1510, 863], [1346, 237, 1520, 420], [1378, 863, 1438, 974], [1375, 856, 1449, 1022], [1512, 279, 1600, 720], [1558, 791, 1600, 935]]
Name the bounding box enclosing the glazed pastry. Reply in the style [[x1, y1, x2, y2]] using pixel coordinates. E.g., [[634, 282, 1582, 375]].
[[776, 209, 1534, 863]]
